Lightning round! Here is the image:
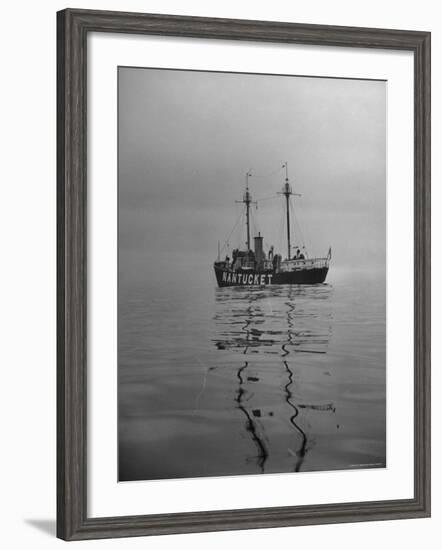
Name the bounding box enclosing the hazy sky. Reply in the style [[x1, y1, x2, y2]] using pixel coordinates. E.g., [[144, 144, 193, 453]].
[[118, 67, 386, 285]]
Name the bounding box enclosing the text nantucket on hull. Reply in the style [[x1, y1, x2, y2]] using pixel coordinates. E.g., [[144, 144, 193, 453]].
[[214, 163, 331, 287]]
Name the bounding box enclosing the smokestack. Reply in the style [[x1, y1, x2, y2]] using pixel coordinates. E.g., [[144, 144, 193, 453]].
[[254, 233, 264, 267]]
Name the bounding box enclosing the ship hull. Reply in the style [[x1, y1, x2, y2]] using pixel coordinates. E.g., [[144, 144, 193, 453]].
[[214, 264, 329, 287]]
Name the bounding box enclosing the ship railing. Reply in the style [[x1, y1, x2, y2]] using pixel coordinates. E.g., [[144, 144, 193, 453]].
[[281, 257, 329, 269], [214, 260, 230, 269]]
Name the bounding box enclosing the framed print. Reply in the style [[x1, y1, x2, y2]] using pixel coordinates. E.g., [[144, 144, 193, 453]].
[[57, 8, 431, 541]]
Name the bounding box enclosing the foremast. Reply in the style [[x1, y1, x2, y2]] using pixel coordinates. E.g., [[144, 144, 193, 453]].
[[236, 171, 256, 251]]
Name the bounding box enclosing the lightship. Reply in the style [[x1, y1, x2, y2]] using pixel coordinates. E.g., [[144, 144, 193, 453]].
[[214, 163, 331, 287]]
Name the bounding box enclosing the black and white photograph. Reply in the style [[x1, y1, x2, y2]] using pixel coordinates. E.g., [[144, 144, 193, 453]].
[[118, 66, 386, 482], [0, 0, 435, 546]]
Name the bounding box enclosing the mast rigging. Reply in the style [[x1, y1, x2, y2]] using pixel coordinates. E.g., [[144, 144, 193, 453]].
[[214, 163, 330, 287]]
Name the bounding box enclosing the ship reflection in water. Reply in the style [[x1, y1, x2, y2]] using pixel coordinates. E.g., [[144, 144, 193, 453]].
[[118, 276, 386, 481], [214, 284, 334, 474]]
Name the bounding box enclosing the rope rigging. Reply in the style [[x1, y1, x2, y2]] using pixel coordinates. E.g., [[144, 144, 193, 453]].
[[290, 199, 305, 247], [254, 194, 278, 203], [250, 166, 285, 204], [220, 162, 309, 259], [248, 165, 285, 179], [219, 205, 244, 255], [250, 208, 261, 239]]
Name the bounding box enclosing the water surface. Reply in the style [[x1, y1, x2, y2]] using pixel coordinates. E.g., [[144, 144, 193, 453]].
[[118, 270, 386, 481]]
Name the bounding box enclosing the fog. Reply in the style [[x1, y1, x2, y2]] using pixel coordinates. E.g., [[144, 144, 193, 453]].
[[118, 67, 386, 285]]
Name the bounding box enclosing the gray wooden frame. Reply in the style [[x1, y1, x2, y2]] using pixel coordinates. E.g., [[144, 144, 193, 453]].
[[57, 8, 431, 541]]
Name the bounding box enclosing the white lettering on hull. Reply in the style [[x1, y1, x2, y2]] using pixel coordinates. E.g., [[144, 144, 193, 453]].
[[220, 270, 274, 286]]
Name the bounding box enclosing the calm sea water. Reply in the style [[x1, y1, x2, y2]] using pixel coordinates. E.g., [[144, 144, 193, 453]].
[[118, 269, 386, 481]]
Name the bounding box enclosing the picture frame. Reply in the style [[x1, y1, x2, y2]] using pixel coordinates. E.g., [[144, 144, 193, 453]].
[[57, 8, 431, 541]]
